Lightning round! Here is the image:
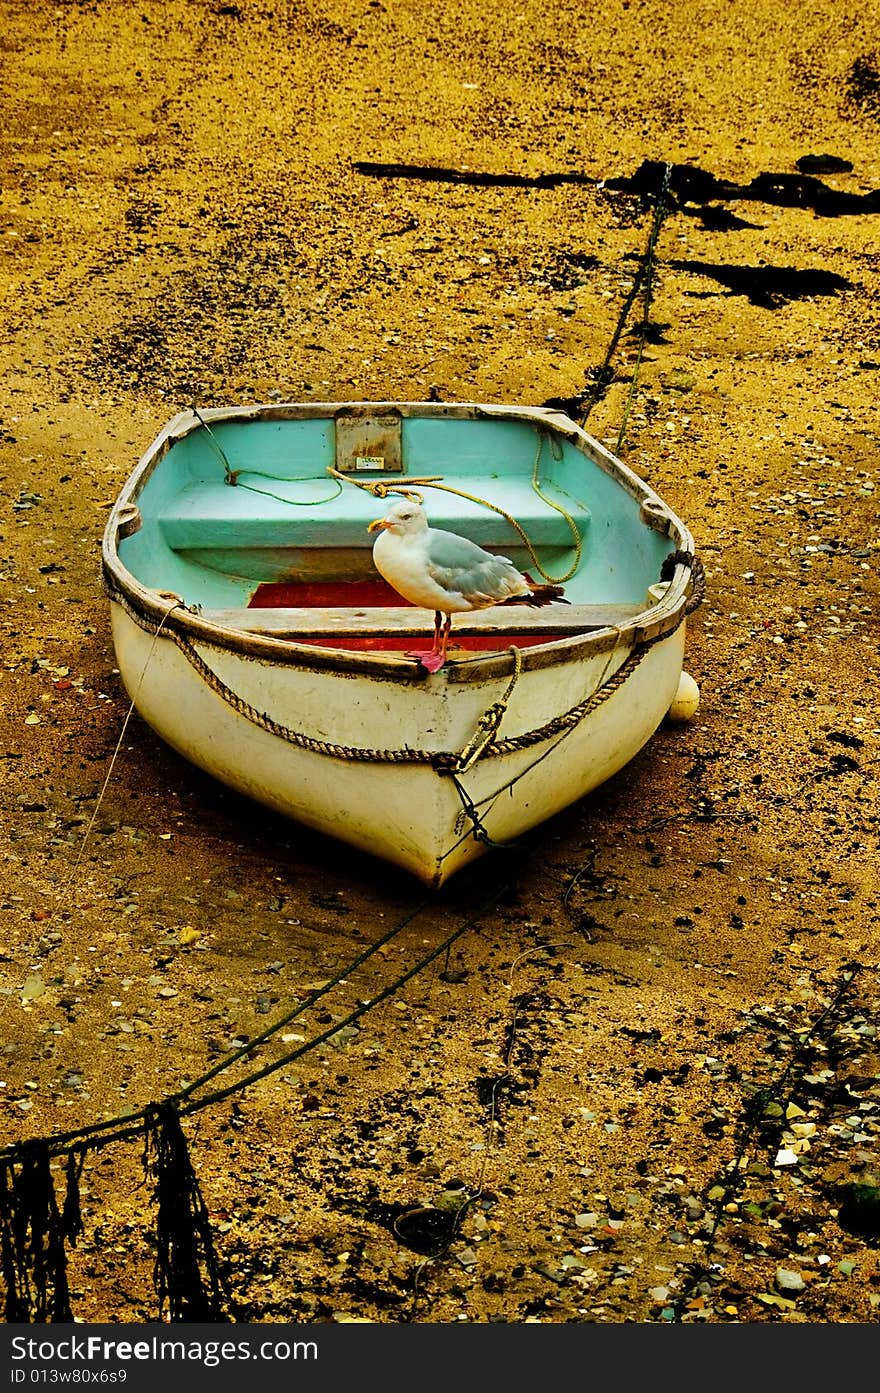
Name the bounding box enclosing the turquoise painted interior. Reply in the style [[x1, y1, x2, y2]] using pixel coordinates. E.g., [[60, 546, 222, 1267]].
[[119, 414, 673, 609]]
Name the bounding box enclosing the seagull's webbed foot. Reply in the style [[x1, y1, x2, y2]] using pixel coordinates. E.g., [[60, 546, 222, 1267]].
[[406, 649, 447, 673], [407, 610, 448, 671]]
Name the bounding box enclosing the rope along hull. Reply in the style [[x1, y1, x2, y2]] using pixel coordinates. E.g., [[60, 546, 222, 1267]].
[[110, 600, 686, 886]]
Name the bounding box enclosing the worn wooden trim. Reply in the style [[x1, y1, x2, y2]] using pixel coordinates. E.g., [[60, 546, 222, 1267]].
[[199, 602, 646, 637]]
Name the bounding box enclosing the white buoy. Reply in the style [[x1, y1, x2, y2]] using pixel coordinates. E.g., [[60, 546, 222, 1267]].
[[667, 671, 700, 722]]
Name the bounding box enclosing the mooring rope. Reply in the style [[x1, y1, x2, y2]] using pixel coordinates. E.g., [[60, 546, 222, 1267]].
[[190, 404, 343, 506], [0, 880, 510, 1166], [614, 162, 674, 451]]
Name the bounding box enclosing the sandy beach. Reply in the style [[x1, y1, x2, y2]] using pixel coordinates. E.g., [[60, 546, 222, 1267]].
[[1, 0, 878, 1323]]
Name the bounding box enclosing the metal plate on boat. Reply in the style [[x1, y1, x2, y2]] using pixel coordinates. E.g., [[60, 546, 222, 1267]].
[[335, 412, 403, 473]]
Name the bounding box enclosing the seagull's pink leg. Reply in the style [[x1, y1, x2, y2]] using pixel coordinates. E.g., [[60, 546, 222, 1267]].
[[439, 613, 452, 660], [407, 609, 448, 672]]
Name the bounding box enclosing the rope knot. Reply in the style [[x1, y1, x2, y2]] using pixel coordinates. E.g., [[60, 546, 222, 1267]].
[[659, 549, 706, 616], [430, 753, 459, 775], [476, 702, 505, 730]]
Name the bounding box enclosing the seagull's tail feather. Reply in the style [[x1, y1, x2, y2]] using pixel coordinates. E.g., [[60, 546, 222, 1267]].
[[501, 575, 570, 607]]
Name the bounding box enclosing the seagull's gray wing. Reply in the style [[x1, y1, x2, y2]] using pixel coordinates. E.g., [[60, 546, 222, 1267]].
[[423, 527, 525, 604]]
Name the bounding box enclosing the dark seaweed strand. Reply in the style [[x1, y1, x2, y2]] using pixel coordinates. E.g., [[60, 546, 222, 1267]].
[[0, 1144, 74, 1323], [145, 1104, 232, 1323], [60, 1149, 86, 1247], [0, 1162, 28, 1321]]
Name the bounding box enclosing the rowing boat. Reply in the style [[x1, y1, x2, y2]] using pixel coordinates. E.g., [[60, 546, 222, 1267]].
[[101, 401, 703, 885]]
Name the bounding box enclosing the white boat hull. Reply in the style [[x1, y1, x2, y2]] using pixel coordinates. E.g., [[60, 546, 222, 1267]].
[[110, 600, 686, 886]]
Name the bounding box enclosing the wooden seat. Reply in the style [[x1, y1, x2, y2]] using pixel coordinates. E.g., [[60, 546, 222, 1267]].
[[198, 603, 644, 638]]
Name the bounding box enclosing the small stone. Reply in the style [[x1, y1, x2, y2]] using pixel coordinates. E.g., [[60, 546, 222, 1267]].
[[776, 1268, 805, 1293], [789, 1122, 816, 1138], [774, 1148, 799, 1167], [574, 1212, 599, 1228], [435, 1189, 470, 1214], [757, 1291, 796, 1311]]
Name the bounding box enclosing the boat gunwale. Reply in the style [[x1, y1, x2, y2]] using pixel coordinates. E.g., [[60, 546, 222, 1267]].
[[102, 400, 697, 684]]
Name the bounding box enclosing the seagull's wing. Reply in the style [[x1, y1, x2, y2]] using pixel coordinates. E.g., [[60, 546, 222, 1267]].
[[423, 527, 527, 605]]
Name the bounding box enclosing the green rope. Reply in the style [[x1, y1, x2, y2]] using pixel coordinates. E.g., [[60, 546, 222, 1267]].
[[190, 406, 343, 505], [232, 474, 343, 506], [0, 886, 508, 1164]]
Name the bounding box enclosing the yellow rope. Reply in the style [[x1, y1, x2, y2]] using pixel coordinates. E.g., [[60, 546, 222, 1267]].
[[198, 407, 582, 583], [327, 431, 584, 585], [527, 434, 583, 582], [455, 645, 524, 773]]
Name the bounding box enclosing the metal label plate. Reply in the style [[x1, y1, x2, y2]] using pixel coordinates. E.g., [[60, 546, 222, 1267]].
[[335, 413, 403, 474]]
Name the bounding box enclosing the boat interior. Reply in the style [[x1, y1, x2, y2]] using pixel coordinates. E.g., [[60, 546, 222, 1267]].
[[116, 409, 677, 654]]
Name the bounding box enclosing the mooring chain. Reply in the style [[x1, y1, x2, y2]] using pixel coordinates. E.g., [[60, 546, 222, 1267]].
[[454, 646, 524, 773]]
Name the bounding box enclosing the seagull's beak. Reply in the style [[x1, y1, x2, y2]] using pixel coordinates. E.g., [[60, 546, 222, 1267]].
[[368, 517, 391, 533]]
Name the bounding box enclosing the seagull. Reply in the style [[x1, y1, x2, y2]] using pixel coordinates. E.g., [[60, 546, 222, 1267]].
[[368, 498, 567, 671]]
